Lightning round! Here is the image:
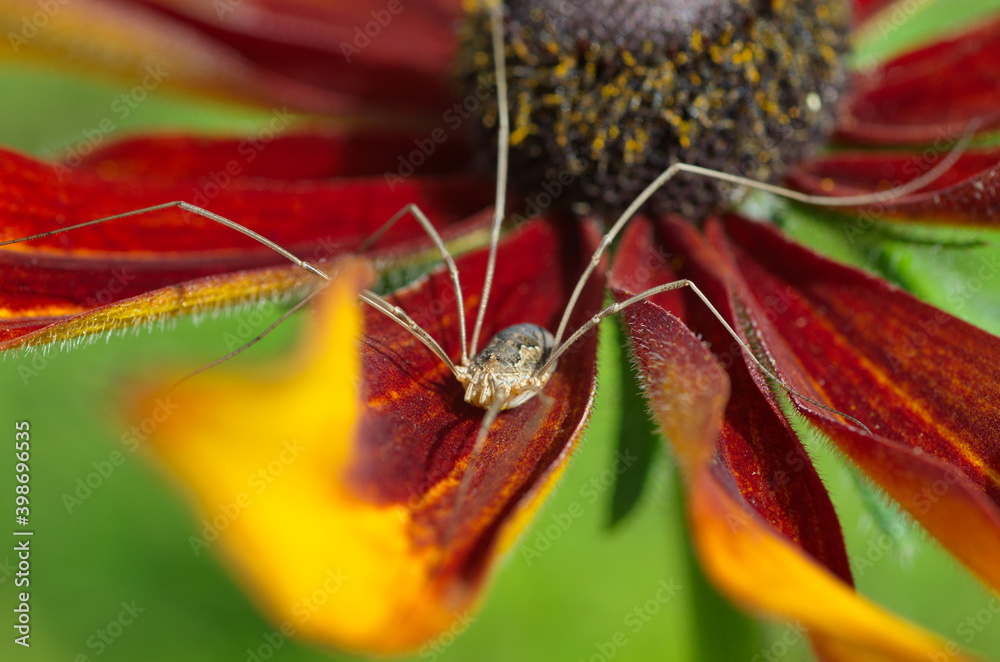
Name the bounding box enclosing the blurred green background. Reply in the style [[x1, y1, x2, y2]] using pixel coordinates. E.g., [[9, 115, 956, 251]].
[[3, 0, 1000, 660]]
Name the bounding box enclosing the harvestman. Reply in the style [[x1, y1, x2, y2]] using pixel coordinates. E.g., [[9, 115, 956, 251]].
[[1, 1, 970, 540]]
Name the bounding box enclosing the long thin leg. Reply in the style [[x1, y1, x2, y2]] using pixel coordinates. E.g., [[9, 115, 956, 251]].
[[357, 203, 469, 365], [359, 290, 460, 378], [0, 201, 328, 280], [540, 279, 871, 433], [469, 0, 512, 356], [5, 198, 460, 378], [167, 285, 328, 393], [550, 120, 980, 349], [168, 281, 464, 393], [166, 285, 460, 389]]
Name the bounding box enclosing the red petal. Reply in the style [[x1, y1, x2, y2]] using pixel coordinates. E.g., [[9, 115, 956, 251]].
[[838, 19, 1000, 144], [0, 261, 322, 347], [354, 215, 604, 583], [851, 0, 899, 24], [128, 0, 461, 114], [787, 147, 1000, 225], [712, 215, 1000, 591], [609, 226, 972, 660], [609, 216, 852, 582], [66, 129, 475, 181], [608, 238, 729, 473], [0, 138, 492, 343]]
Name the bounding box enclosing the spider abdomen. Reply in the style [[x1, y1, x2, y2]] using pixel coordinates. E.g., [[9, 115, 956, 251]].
[[459, 323, 557, 409]]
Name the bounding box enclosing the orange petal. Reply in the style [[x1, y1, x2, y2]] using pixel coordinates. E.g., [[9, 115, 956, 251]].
[[693, 469, 984, 662], [615, 250, 986, 662], [136, 258, 455, 652]]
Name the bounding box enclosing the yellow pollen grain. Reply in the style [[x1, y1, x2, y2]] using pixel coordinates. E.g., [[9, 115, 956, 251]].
[[690, 29, 703, 52], [622, 51, 637, 67], [511, 125, 531, 146]]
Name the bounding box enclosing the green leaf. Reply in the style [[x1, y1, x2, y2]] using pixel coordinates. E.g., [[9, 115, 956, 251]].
[[604, 317, 662, 529]]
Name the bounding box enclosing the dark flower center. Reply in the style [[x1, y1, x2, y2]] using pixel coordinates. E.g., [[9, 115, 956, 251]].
[[458, 0, 853, 220]]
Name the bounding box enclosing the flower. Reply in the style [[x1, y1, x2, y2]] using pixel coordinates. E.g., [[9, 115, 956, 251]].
[[1, 0, 1000, 660]]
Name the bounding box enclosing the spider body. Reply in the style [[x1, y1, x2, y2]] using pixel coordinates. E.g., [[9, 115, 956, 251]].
[[456, 323, 556, 409]]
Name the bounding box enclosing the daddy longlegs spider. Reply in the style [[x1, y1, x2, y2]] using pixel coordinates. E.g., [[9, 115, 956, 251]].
[[1, 1, 972, 554]]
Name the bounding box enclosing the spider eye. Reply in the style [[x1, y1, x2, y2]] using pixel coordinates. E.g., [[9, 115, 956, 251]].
[[458, 0, 853, 220]]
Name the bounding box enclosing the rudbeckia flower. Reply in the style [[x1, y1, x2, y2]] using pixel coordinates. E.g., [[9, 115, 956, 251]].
[[2, 0, 1000, 660]]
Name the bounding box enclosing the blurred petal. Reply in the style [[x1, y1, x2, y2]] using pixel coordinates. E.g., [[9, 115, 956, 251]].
[[851, 0, 899, 24], [132, 0, 461, 114], [66, 129, 474, 180], [142, 217, 604, 652], [693, 469, 983, 662], [0, 139, 492, 343], [788, 147, 1000, 225], [0, 0, 348, 113], [838, 19, 1000, 143], [612, 217, 986, 661], [712, 215, 1000, 593]]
